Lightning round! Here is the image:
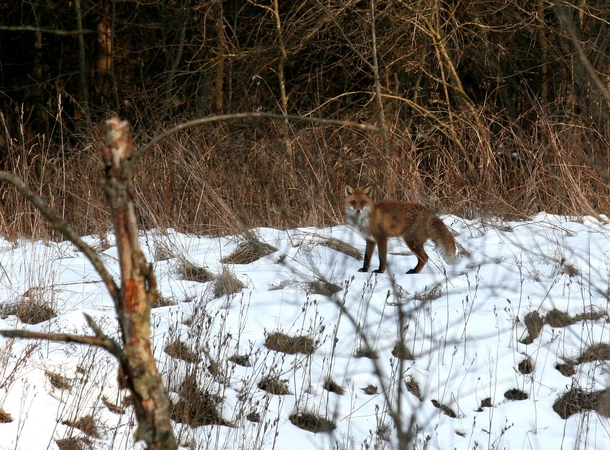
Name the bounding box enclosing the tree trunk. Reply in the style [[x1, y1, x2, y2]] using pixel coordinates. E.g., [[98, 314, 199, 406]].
[[102, 118, 177, 449]]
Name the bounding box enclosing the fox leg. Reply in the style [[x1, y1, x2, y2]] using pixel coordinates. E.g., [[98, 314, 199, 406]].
[[359, 240, 376, 272], [373, 236, 388, 273], [404, 237, 428, 274]]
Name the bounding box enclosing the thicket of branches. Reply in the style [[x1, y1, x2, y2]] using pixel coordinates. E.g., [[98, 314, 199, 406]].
[[1, 0, 610, 238]]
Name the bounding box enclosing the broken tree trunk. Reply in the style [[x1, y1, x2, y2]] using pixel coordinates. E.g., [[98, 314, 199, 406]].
[[0, 117, 177, 449], [101, 117, 177, 449]]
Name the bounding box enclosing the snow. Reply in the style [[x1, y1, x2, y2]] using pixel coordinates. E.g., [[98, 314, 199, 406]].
[[0, 214, 609, 449]]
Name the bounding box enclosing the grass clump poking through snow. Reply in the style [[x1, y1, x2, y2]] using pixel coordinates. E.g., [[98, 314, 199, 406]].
[[264, 332, 316, 355], [289, 412, 336, 433], [164, 339, 200, 363], [553, 387, 601, 419], [61, 415, 101, 438], [0, 409, 12, 423], [9, 288, 58, 324], [258, 376, 291, 395], [55, 437, 93, 450], [212, 266, 245, 298], [305, 279, 342, 297], [220, 236, 277, 264], [170, 372, 229, 427], [45, 370, 72, 390], [179, 259, 214, 283]]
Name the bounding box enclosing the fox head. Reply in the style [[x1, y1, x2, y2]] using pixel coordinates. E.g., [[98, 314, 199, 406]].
[[345, 184, 374, 216]]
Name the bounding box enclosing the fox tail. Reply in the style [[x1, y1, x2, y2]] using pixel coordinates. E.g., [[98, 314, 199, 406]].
[[429, 217, 456, 264]]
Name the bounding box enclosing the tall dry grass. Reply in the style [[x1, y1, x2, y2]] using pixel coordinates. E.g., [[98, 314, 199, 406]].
[[1, 104, 610, 240]]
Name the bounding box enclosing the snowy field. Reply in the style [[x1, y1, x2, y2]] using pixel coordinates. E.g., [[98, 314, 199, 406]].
[[0, 213, 609, 449]]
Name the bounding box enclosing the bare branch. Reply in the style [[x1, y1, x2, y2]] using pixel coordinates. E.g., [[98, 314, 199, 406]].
[[134, 112, 377, 162], [0, 25, 95, 35], [554, 0, 610, 107], [0, 328, 121, 357]]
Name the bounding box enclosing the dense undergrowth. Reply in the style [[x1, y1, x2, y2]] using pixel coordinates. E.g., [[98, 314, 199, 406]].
[[1, 0, 610, 239]]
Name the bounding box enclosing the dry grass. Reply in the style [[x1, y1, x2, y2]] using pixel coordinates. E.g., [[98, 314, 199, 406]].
[[391, 341, 414, 360], [323, 378, 344, 395], [164, 340, 200, 363], [289, 412, 336, 433], [46, 370, 73, 390], [257, 376, 291, 395], [212, 267, 245, 298], [264, 332, 316, 355], [228, 354, 251, 367], [304, 279, 342, 297], [553, 388, 600, 419], [3, 103, 610, 243], [55, 437, 93, 450], [170, 372, 228, 427], [61, 415, 100, 438], [0, 409, 12, 423], [220, 238, 277, 264], [431, 399, 457, 418], [179, 260, 214, 283]]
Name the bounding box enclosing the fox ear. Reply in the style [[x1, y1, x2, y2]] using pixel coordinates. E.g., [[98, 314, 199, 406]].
[[345, 185, 354, 196], [363, 185, 373, 196]]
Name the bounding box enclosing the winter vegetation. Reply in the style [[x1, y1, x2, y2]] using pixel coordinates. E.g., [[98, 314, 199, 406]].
[[1, 1, 610, 449]]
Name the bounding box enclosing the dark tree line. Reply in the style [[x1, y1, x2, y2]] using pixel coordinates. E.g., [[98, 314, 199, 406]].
[[1, 1, 610, 233]]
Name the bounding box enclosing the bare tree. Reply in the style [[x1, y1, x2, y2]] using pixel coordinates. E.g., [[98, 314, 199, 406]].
[[0, 118, 177, 450]]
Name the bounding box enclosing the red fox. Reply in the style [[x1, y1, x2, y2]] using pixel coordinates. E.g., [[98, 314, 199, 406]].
[[345, 185, 456, 274]]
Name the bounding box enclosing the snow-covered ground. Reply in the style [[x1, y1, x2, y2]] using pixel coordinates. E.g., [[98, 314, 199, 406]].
[[0, 213, 609, 449]]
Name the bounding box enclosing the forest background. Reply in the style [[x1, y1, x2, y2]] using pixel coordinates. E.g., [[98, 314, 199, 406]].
[[1, 0, 610, 238]]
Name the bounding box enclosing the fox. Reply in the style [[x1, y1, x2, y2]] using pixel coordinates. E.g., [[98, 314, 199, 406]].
[[345, 185, 456, 274]]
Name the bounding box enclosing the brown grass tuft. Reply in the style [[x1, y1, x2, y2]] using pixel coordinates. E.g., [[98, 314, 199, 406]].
[[545, 309, 574, 327], [102, 396, 126, 415], [289, 412, 336, 433], [392, 341, 414, 360], [362, 384, 378, 395], [553, 387, 600, 419], [257, 376, 291, 395], [520, 310, 543, 344], [504, 389, 529, 401], [354, 345, 378, 359], [55, 437, 93, 450], [61, 415, 100, 438], [15, 291, 57, 325], [228, 354, 251, 367], [0, 409, 12, 423], [405, 378, 422, 401], [305, 280, 342, 297], [46, 370, 72, 390], [220, 238, 277, 264], [518, 357, 534, 374], [577, 343, 610, 363], [171, 372, 229, 427], [264, 332, 316, 355], [323, 378, 344, 395], [180, 260, 214, 283], [164, 340, 200, 363], [212, 267, 245, 298], [555, 362, 576, 377], [431, 399, 457, 418]]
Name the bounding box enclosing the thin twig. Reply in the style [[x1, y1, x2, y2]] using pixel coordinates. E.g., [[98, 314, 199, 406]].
[[0, 25, 95, 35], [0, 329, 121, 357], [133, 112, 377, 162]]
